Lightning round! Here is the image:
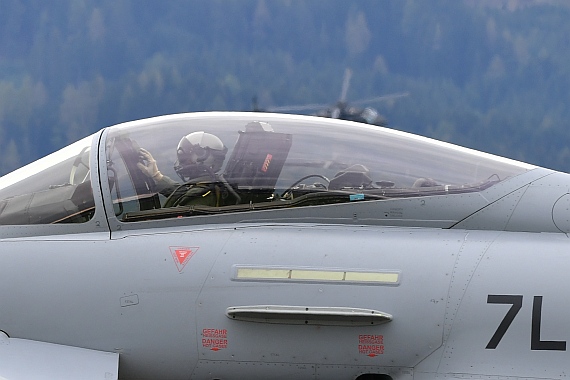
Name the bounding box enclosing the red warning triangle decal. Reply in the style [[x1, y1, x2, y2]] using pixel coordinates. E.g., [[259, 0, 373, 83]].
[[169, 246, 199, 272]]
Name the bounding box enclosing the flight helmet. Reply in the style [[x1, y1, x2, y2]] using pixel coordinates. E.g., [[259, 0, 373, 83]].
[[174, 131, 227, 181]]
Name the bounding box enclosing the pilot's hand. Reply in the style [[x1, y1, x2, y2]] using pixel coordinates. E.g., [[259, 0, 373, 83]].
[[137, 148, 164, 182]]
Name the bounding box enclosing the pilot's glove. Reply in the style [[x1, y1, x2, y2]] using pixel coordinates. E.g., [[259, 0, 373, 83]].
[[137, 148, 164, 182]]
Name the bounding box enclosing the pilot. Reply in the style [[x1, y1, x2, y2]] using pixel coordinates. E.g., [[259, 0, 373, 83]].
[[138, 131, 236, 207]]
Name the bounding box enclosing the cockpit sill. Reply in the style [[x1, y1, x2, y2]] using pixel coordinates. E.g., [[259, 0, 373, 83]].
[[0, 167, 559, 240], [121, 178, 498, 223], [108, 167, 557, 234]]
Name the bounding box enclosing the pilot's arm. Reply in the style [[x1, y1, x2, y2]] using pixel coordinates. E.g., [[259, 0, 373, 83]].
[[137, 148, 179, 197]]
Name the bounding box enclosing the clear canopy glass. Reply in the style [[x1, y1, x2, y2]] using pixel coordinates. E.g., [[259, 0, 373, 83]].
[[0, 135, 95, 225], [104, 113, 534, 222], [0, 113, 535, 226]]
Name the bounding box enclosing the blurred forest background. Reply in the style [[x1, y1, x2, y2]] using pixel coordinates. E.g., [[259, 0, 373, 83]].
[[1, 0, 570, 175]]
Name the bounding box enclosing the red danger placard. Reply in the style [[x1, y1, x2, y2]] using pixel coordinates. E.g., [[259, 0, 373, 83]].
[[202, 328, 228, 351], [358, 334, 384, 357], [169, 246, 199, 272]]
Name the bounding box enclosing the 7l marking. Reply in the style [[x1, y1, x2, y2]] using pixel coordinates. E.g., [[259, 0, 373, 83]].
[[486, 295, 566, 351]]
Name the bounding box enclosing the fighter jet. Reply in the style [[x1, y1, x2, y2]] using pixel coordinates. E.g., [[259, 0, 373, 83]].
[[0, 112, 568, 380]]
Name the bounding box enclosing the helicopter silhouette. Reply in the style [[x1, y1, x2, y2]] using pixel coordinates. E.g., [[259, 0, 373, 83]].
[[254, 68, 409, 127]]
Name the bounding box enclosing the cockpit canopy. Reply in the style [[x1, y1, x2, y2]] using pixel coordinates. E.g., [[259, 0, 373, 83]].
[[0, 112, 534, 226], [0, 135, 94, 225]]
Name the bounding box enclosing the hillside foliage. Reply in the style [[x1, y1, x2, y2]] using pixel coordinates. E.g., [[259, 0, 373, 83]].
[[1, 0, 570, 175]]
